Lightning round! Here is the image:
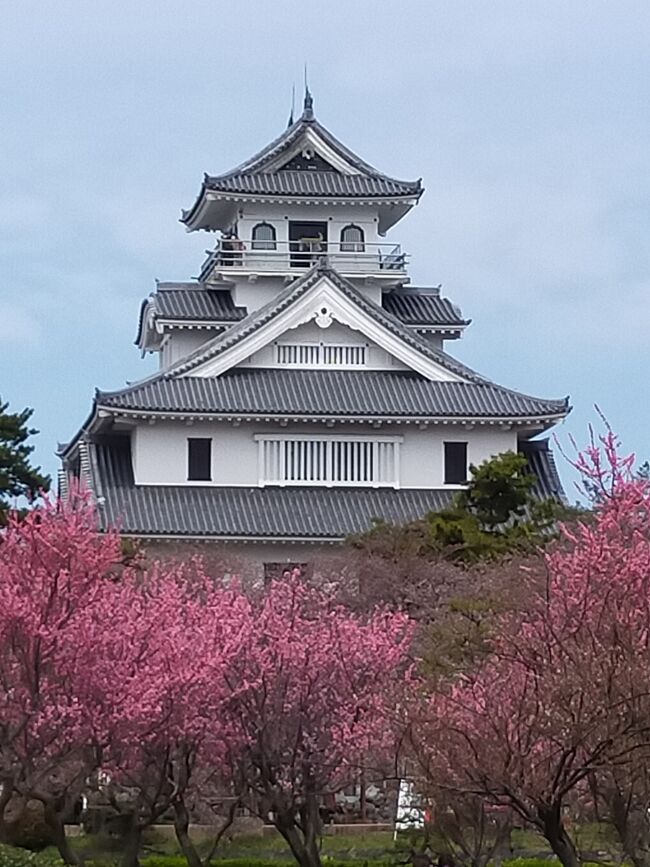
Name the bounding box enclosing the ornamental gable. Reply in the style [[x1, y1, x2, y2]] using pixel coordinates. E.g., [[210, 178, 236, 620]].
[[176, 268, 464, 383], [237, 320, 410, 373]]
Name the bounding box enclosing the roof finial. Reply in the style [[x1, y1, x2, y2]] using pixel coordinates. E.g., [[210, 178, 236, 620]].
[[287, 83, 296, 127], [303, 63, 314, 119]]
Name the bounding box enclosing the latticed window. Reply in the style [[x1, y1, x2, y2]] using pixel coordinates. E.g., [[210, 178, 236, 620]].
[[340, 224, 365, 253], [256, 435, 401, 487], [251, 222, 277, 250], [275, 343, 366, 366], [276, 344, 321, 365]]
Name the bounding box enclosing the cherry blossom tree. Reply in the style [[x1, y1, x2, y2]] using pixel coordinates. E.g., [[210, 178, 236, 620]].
[[222, 576, 414, 867], [0, 491, 124, 862], [411, 430, 650, 867], [0, 493, 415, 867], [93, 568, 250, 867], [0, 494, 248, 867]]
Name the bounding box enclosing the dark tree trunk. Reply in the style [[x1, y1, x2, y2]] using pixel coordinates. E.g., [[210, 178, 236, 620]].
[[43, 802, 80, 867], [0, 782, 13, 844], [491, 821, 513, 867], [300, 789, 322, 867], [359, 766, 366, 822], [538, 804, 580, 867], [120, 816, 142, 867], [201, 798, 241, 865], [275, 807, 322, 867], [609, 790, 650, 867], [173, 797, 203, 867]]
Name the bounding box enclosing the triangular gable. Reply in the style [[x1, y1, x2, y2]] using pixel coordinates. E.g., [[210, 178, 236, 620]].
[[215, 114, 412, 181], [181, 113, 422, 230], [263, 125, 361, 176], [168, 265, 469, 383]]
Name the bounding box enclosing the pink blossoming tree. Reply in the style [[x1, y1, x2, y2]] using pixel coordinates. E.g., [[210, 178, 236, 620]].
[[222, 577, 414, 867], [412, 431, 650, 867], [0, 492, 123, 862], [93, 568, 250, 867], [0, 494, 415, 867]]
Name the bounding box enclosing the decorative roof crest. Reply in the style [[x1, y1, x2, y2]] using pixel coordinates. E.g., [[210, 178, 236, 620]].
[[303, 65, 314, 120]]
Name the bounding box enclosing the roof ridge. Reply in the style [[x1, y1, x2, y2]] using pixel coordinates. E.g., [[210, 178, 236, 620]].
[[157, 281, 205, 290], [203, 115, 420, 186], [118, 263, 569, 416], [208, 167, 422, 187], [160, 261, 565, 407], [96, 368, 569, 420], [393, 286, 442, 296]]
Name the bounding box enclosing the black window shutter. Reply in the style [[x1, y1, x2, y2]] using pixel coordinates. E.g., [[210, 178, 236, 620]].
[[187, 438, 212, 481], [444, 441, 468, 485]]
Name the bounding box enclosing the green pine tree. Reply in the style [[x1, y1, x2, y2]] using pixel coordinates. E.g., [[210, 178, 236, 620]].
[[0, 397, 50, 524], [350, 450, 575, 565]]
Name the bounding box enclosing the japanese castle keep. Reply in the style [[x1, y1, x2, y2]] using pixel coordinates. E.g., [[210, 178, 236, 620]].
[[60, 90, 570, 569]]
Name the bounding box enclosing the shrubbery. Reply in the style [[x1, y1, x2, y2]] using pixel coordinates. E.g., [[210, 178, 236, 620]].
[[0, 844, 62, 867], [4, 801, 53, 852]]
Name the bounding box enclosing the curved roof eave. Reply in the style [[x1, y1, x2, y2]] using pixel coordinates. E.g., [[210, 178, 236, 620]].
[[134, 295, 154, 346], [57, 395, 101, 460], [220, 113, 400, 180], [94, 263, 570, 424], [180, 110, 422, 225]]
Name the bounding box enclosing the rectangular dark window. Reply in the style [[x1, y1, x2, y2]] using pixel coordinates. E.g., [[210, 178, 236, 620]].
[[444, 441, 468, 485], [187, 438, 212, 481]]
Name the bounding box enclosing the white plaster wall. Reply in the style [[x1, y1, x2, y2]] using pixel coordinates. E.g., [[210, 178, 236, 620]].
[[237, 203, 384, 249], [230, 277, 285, 312], [399, 426, 519, 487], [131, 420, 518, 488], [238, 320, 409, 371], [228, 263, 385, 312], [225, 202, 403, 311], [133, 423, 259, 486], [162, 330, 216, 367]]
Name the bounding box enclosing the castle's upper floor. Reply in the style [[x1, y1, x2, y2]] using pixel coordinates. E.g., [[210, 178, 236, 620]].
[[181, 90, 422, 286]]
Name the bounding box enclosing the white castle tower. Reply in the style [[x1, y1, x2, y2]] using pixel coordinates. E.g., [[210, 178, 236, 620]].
[[60, 90, 569, 575]]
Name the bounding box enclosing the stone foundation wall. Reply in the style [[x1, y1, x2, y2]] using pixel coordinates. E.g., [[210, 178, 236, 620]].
[[132, 538, 348, 584]]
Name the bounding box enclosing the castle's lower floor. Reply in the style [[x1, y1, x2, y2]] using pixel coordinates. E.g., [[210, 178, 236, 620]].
[[81, 434, 564, 576]]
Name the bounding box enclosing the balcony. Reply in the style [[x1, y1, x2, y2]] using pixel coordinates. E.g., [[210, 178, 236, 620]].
[[198, 238, 408, 282]]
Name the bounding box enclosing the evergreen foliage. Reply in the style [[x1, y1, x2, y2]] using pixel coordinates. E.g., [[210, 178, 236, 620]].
[[0, 398, 50, 523], [351, 450, 572, 564]]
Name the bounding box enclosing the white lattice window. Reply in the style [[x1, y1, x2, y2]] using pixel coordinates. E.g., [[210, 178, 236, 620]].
[[321, 344, 366, 365], [276, 344, 321, 365], [275, 343, 366, 367], [255, 434, 401, 487]]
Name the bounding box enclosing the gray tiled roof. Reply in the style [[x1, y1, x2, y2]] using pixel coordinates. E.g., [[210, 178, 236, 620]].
[[519, 439, 566, 502], [164, 263, 490, 382], [97, 369, 569, 421], [86, 436, 565, 539], [182, 111, 422, 222], [203, 171, 421, 199], [154, 287, 246, 321], [135, 285, 246, 346], [229, 111, 411, 180], [139, 282, 464, 333], [382, 290, 469, 327]]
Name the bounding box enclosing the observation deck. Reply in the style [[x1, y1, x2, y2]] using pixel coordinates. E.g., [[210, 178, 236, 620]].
[[198, 239, 408, 283]]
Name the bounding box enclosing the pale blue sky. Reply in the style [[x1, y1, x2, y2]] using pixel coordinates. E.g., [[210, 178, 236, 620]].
[[2, 0, 649, 495]]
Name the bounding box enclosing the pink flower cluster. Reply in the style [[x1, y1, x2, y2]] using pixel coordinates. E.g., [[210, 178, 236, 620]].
[[411, 431, 650, 867], [0, 490, 413, 865]]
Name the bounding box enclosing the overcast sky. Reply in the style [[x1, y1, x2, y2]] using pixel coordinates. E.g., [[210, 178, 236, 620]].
[[1, 0, 649, 494]]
